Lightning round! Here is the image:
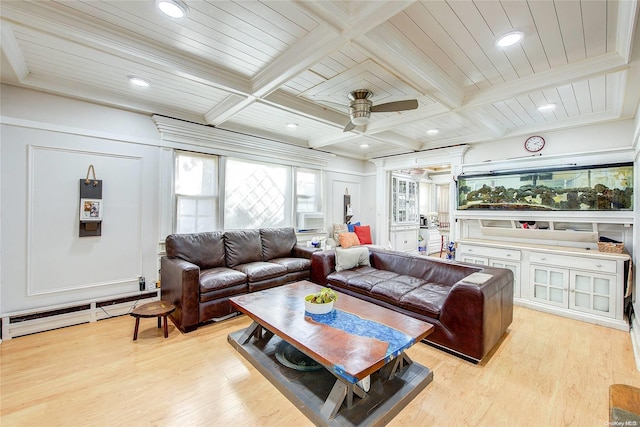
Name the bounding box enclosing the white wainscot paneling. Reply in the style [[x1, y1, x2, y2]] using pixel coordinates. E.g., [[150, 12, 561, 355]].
[[28, 146, 143, 295]]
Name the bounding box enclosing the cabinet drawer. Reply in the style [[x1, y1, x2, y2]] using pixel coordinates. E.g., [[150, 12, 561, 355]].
[[459, 244, 521, 261], [529, 252, 616, 274]]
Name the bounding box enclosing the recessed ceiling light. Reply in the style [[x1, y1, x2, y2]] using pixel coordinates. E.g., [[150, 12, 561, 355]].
[[360, 143, 369, 149], [286, 123, 298, 129], [426, 129, 439, 135], [156, 0, 188, 18], [496, 30, 523, 47], [128, 76, 150, 87], [537, 104, 556, 111]]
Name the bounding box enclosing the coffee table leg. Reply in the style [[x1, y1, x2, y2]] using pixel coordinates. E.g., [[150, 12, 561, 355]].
[[238, 321, 261, 344], [321, 380, 347, 419], [157, 316, 161, 329], [381, 352, 413, 380], [133, 317, 140, 341]]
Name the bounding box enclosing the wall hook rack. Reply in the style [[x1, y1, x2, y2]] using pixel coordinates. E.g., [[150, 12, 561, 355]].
[[85, 164, 98, 186]]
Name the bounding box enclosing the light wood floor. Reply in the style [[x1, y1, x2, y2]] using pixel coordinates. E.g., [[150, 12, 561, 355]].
[[2, 306, 640, 426]]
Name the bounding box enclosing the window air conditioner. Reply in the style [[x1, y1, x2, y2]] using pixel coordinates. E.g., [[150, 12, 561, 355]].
[[297, 212, 324, 231]]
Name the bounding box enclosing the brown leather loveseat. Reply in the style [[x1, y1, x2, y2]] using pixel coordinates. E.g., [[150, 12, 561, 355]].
[[310, 247, 514, 362], [161, 227, 315, 332]]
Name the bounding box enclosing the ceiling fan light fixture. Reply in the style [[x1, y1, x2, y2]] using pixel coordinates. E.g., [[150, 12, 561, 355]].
[[157, 0, 188, 18], [351, 114, 370, 126], [496, 30, 523, 47]]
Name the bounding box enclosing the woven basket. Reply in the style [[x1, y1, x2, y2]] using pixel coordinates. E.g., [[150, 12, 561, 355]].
[[597, 242, 624, 253]]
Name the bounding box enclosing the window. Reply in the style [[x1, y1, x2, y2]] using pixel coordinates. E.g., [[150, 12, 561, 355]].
[[224, 158, 291, 229], [174, 152, 219, 233], [296, 168, 322, 213]]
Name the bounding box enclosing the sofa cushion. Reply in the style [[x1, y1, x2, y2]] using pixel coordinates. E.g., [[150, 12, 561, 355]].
[[224, 230, 263, 267], [199, 267, 247, 293], [353, 225, 373, 244], [270, 257, 311, 273], [333, 223, 348, 240], [399, 282, 451, 319], [370, 276, 427, 303], [166, 231, 225, 269], [260, 227, 296, 260], [233, 262, 287, 282], [338, 232, 360, 248], [335, 246, 370, 271]]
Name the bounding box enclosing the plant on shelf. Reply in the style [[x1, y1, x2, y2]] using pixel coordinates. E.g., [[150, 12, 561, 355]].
[[305, 288, 338, 304]]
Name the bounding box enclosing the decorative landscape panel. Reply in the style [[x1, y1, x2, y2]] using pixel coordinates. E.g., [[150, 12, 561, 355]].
[[457, 163, 633, 211]]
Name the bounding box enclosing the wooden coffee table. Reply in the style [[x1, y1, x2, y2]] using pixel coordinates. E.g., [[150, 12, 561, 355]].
[[227, 281, 434, 426]]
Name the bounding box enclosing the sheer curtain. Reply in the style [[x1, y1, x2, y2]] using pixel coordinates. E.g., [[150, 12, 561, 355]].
[[436, 184, 450, 229]]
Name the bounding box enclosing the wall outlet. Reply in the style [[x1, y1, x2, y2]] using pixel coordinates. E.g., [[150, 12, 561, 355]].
[[139, 276, 145, 291]]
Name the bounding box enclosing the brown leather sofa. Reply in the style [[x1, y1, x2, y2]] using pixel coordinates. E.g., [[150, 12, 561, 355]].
[[161, 227, 316, 332], [310, 247, 514, 362]]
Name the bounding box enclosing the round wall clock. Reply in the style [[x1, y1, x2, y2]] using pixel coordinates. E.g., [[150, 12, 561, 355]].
[[524, 135, 545, 152]]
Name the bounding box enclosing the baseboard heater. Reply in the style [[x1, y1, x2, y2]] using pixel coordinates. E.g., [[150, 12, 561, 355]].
[[1, 290, 160, 340]]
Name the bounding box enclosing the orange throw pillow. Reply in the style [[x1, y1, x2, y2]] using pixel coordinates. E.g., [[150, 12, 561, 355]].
[[338, 232, 360, 248], [354, 225, 372, 244]]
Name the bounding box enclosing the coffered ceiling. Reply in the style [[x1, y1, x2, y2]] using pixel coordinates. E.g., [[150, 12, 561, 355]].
[[1, 0, 639, 160]]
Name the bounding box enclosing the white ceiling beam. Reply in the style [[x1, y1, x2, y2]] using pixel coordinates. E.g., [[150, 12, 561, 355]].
[[0, 21, 29, 80], [359, 26, 465, 109], [616, 0, 639, 63], [463, 52, 629, 108], [204, 95, 256, 126], [366, 132, 421, 151], [252, 1, 416, 98], [458, 110, 507, 138], [251, 26, 344, 98], [308, 129, 365, 148]]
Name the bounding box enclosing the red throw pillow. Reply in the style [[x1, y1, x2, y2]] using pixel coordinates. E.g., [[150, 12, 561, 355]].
[[354, 225, 372, 245]]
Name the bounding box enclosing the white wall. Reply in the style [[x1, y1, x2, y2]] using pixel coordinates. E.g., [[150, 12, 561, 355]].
[[1, 86, 162, 313], [0, 85, 373, 315], [463, 120, 636, 165], [324, 156, 376, 240]]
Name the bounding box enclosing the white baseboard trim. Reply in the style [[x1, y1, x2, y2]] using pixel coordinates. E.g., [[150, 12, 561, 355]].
[[1, 290, 160, 340]]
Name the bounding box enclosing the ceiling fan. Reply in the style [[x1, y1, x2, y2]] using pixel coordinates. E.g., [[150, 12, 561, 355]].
[[343, 89, 418, 132]]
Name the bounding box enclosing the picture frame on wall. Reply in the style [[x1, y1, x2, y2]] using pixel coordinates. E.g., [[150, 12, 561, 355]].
[[80, 198, 102, 221]]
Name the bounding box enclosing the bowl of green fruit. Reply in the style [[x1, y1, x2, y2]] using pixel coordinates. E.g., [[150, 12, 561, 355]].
[[304, 288, 338, 314]]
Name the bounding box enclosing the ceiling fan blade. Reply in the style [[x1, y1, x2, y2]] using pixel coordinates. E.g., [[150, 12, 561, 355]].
[[370, 99, 418, 113], [343, 120, 356, 132]]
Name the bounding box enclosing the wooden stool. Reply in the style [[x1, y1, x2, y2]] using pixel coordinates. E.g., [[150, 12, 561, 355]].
[[610, 384, 640, 423], [130, 300, 176, 341]]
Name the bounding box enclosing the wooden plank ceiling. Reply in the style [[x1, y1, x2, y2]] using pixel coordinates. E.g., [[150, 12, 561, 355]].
[[1, 0, 639, 160]]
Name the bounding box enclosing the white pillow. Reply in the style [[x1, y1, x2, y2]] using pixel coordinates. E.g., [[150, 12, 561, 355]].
[[335, 247, 370, 272]]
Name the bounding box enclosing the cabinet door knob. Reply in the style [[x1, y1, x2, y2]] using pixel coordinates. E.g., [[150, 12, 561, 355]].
[[506, 254, 511, 257], [540, 257, 546, 260], [570, 289, 575, 293], [596, 264, 602, 267]]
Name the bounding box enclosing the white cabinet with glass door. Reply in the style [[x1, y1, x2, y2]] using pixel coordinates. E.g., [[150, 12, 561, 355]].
[[391, 176, 418, 225], [390, 175, 419, 253]]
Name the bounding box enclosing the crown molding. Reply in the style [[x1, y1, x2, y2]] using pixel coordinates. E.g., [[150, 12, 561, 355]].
[[152, 115, 334, 167]]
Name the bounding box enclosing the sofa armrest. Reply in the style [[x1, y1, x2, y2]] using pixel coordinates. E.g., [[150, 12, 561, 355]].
[[439, 267, 514, 360], [291, 244, 319, 260], [310, 250, 336, 285], [160, 256, 200, 333]]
